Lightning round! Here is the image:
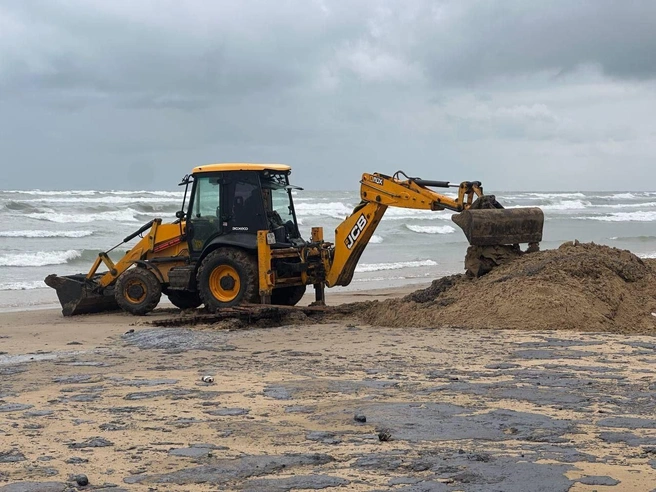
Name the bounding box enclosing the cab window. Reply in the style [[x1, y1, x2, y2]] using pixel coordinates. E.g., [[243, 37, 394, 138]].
[[193, 176, 221, 219]]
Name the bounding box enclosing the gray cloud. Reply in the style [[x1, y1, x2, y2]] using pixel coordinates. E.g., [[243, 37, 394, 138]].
[[1, 1, 655, 191]]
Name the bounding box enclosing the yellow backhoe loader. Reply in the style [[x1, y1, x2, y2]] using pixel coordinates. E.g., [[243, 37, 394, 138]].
[[45, 163, 544, 316]]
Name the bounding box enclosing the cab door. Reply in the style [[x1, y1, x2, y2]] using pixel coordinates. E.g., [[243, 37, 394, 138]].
[[187, 174, 224, 257]]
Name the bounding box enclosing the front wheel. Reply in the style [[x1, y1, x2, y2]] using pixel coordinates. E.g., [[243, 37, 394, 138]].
[[197, 248, 259, 312], [114, 268, 161, 315]]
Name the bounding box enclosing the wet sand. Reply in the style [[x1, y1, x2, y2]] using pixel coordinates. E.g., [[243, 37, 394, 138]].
[[1, 286, 655, 491]]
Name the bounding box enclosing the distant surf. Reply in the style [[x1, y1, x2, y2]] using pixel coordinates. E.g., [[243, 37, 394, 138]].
[[1, 189, 656, 302]]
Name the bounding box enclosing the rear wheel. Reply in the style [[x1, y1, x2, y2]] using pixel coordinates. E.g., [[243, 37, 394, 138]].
[[271, 285, 307, 306], [197, 248, 259, 311], [166, 290, 202, 310], [115, 268, 161, 315]]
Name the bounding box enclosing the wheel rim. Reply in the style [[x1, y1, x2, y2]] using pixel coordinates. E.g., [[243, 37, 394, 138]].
[[208, 265, 241, 302], [124, 278, 147, 304]]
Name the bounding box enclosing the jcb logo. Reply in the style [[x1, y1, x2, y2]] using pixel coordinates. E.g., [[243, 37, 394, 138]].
[[345, 214, 368, 250], [370, 176, 384, 186]]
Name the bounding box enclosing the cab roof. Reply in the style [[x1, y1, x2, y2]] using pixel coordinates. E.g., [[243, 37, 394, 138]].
[[192, 163, 291, 174]]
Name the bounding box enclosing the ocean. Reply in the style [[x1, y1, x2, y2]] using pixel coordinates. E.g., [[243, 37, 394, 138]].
[[1, 189, 655, 311]]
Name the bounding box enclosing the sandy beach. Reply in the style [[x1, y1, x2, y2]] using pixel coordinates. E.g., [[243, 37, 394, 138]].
[[0, 285, 655, 492]]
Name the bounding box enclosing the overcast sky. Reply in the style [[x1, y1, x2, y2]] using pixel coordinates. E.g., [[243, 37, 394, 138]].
[[1, 1, 655, 191]]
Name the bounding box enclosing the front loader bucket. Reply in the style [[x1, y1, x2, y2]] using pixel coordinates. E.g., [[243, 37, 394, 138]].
[[44, 274, 119, 316], [451, 207, 544, 246]]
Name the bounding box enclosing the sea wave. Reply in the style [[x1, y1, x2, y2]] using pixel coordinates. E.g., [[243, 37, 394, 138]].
[[293, 201, 453, 221], [294, 202, 354, 219], [0, 250, 81, 267], [3, 189, 183, 197], [26, 209, 140, 223], [356, 259, 438, 273], [609, 235, 656, 242], [385, 208, 454, 220], [370, 235, 384, 244], [0, 280, 47, 291], [12, 196, 180, 205], [522, 192, 587, 199], [638, 252, 656, 259], [405, 224, 456, 234], [582, 211, 656, 222], [0, 230, 94, 238]]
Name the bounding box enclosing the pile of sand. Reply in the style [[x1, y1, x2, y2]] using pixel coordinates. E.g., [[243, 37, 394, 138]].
[[356, 242, 656, 333]]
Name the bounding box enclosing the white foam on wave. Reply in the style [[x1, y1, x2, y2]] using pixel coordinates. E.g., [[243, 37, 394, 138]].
[[405, 224, 456, 234], [356, 259, 438, 273], [638, 252, 656, 259], [609, 193, 638, 200], [370, 235, 384, 244], [294, 202, 354, 219], [597, 201, 656, 209], [0, 250, 81, 267], [582, 211, 656, 222], [507, 200, 590, 211], [26, 209, 139, 223], [4, 189, 182, 197], [0, 230, 93, 238], [293, 201, 453, 221], [0, 280, 47, 291], [542, 200, 591, 210], [523, 192, 587, 199], [386, 208, 454, 220], [17, 196, 179, 204], [4, 190, 97, 196]]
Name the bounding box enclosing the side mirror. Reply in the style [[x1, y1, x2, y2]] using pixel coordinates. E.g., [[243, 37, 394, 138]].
[[175, 210, 185, 219]]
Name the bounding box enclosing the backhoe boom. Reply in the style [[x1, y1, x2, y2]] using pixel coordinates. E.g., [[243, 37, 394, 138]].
[[326, 171, 542, 287]]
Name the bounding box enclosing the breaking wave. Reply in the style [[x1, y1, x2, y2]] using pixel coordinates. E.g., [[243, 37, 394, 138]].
[[405, 225, 456, 235], [370, 235, 384, 244], [356, 259, 438, 273], [25, 209, 140, 223], [293, 202, 453, 221], [15, 196, 180, 205], [294, 202, 354, 219], [638, 252, 656, 259], [582, 211, 656, 222], [0, 250, 82, 267], [0, 280, 47, 291], [4, 189, 182, 197], [0, 230, 94, 238]]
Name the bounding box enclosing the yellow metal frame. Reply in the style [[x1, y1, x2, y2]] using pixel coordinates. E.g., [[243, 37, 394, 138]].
[[324, 173, 484, 287], [360, 173, 483, 212], [85, 219, 189, 288]]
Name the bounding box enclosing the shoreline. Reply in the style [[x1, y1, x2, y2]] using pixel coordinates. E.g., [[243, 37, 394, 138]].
[[1, 284, 655, 490], [0, 280, 432, 315]]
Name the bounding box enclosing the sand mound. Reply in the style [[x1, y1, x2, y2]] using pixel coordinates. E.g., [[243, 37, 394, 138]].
[[357, 242, 656, 333]]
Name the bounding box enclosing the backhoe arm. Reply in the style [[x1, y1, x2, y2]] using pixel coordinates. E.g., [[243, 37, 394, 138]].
[[325, 172, 482, 287]]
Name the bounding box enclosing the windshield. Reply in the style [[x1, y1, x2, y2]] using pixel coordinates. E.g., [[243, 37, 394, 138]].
[[260, 171, 300, 239]]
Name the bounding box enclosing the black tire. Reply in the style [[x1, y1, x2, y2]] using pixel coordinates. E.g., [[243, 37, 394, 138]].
[[197, 248, 259, 311], [271, 285, 307, 306], [114, 268, 161, 315], [166, 290, 202, 310]]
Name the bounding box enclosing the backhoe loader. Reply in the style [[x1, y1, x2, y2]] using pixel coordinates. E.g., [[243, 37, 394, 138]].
[[45, 163, 544, 316]]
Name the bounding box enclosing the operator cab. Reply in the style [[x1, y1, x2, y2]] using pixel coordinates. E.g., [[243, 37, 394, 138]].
[[180, 163, 304, 259]]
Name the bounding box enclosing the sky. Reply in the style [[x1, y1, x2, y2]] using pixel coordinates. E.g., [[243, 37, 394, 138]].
[[1, 0, 655, 191]]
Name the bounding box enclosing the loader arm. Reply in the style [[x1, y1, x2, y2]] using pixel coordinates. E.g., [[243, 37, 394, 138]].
[[325, 171, 543, 287], [325, 172, 484, 287]]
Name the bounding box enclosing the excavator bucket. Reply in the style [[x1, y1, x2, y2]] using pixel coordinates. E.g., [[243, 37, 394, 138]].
[[451, 207, 544, 246], [44, 274, 119, 316]]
